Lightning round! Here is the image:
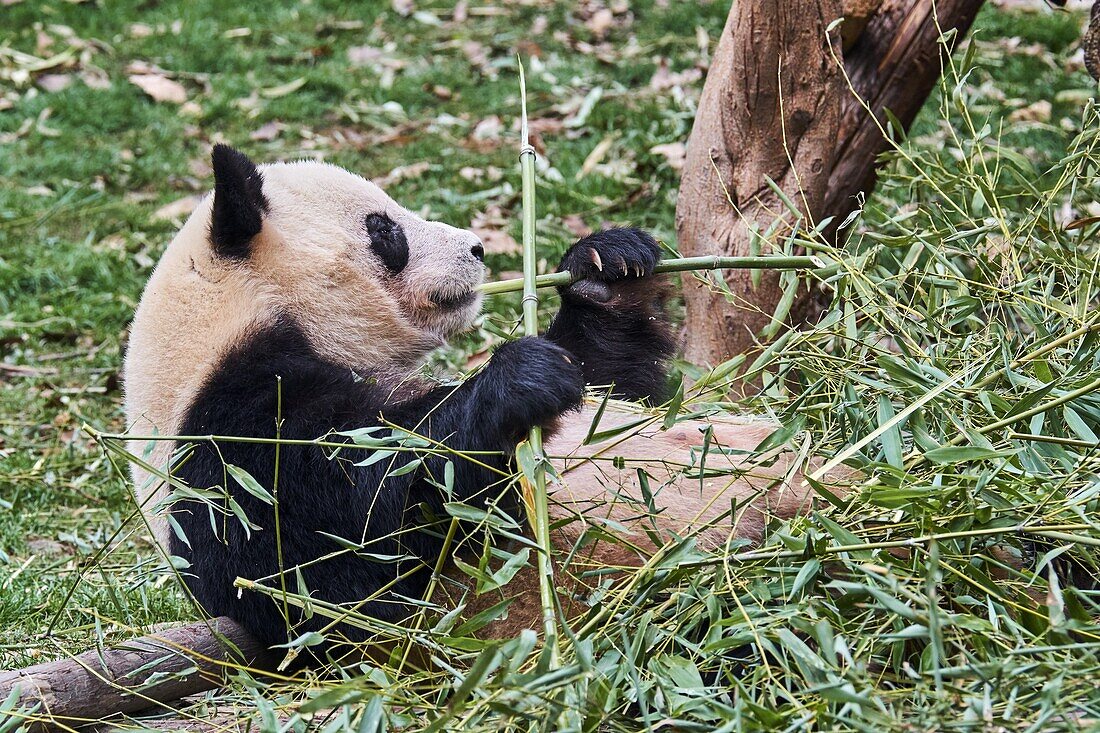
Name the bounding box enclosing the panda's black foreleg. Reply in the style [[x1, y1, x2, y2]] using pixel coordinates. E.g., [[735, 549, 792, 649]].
[[545, 228, 677, 403], [387, 334, 585, 503]]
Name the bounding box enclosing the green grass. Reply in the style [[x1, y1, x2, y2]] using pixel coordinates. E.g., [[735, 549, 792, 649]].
[[1, 0, 1099, 730]]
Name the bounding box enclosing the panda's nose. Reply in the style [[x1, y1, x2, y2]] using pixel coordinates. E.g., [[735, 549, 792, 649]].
[[470, 243, 484, 262]]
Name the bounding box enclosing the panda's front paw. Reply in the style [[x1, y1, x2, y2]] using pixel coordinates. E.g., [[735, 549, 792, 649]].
[[559, 228, 661, 286], [476, 337, 584, 440]]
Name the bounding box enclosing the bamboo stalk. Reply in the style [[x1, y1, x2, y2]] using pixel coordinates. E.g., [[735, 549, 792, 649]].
[[477, 254, 824, 295], [516, 62, 560, 663]]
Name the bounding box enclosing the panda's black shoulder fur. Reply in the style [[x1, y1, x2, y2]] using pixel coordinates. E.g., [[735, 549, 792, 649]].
[[171, 228, 675, 648]]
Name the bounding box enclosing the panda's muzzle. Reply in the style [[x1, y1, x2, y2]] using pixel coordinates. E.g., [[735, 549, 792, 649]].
[[431, 289, 478, 310]]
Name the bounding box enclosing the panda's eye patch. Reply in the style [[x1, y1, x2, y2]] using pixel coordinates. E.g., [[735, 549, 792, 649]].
[[365, 213, 409, 273]]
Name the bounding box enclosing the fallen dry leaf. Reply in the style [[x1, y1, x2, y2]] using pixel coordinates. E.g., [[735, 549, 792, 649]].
[[36, 73, 72, 93], [649, 59, 703, 92], [562, 215, 592, 238], [375, 161, 430, 187], [577, 135, 615, 180], [348, 45, 385, 65], [464, 348, 490, 370], [429, 84, 453, 100], [462, 40, 495, 78], [475, 229, 520, 256], [261, 78, 306, 98], [650, 141, 686, 171], [586, 8, 615, 39], [188, 156, 212, 178], [80, 68, 111, 90], [152, 194, 202, 221], [1008, 99, 1052, 124], [129, 73, 187, 104], [471, 206, 520, 255], [250, 121, 282, 141], [472, 115, 503, 141], [1065, 216, 1100, 231]]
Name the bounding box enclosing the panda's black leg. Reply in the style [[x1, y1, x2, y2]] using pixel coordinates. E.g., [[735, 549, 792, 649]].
[[392, 336, 584, 453], [545, 228, 676, 402], [385, 334, 584, 518]]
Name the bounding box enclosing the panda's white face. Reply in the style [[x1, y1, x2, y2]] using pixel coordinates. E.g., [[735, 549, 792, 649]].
[[254, 161, 486, 358], [124, 149, 487, 548], [125, 151, 487, 469]]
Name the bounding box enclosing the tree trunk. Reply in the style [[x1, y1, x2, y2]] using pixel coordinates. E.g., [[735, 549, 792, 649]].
[[676, 1, 843, 366], [1081, 0, 1099, 80], [825, 0, 985, 229], [0, 617, 271, 731], [677, 0, 985, 366]]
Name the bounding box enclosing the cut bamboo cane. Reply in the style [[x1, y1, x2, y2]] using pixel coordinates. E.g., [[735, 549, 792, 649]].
[[516, 61, 560, 664], [477, 255, 824, 295]]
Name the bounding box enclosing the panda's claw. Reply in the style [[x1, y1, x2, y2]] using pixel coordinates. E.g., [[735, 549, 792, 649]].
[[589, 247, 603, 271], [558, 228, 661, 286]]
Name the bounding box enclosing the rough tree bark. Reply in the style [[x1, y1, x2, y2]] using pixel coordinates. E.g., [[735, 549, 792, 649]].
[[675, 2, 844, 366], [676, 0, 986, 366], [1084, 1, 1100, 79], [0, 618, 271, 731]]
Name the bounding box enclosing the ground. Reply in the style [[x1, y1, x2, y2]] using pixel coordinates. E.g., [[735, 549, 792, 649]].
[[1, 0, 1099, 730]]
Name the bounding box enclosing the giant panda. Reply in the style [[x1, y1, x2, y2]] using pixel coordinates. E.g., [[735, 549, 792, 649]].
[[123, 145, 840, 650]]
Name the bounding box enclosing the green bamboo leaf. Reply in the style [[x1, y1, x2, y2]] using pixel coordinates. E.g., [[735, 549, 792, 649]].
[[355, 449, 396, 467], [273, 631, 324, 649], [1063, 406, 1098, 443], [788, 558, 821, 600], [923, 445, 1020, 464], [877, 395, 904, 468], [386, 457, 423, 477], [227, 463, 274, 504]]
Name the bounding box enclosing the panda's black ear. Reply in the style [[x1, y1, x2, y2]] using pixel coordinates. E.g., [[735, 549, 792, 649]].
[[209, 144, 268, 258]]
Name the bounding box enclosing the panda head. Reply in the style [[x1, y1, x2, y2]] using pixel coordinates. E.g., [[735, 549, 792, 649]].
[[198, 144, 486, 368]]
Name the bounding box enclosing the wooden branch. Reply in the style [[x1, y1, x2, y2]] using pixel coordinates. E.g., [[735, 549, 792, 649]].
[[825, 0, 985, 234], [0, 617, 272, 731], [675, 1, 844, 364]]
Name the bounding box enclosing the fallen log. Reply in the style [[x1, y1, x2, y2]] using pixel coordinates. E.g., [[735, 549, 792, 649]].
[[0, 617, 271, 731]]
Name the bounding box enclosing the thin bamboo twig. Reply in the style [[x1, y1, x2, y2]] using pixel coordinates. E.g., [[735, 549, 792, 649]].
[[517, 60, 560, 664], [477, 254, 824, 295]]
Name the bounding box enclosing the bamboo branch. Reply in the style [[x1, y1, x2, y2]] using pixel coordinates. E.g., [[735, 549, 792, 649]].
[[516, 60, 560, 663], [477, 255, 824, 295]]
